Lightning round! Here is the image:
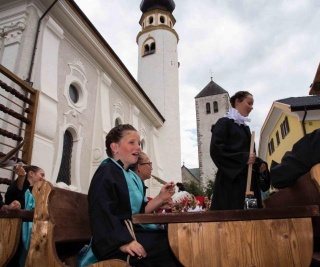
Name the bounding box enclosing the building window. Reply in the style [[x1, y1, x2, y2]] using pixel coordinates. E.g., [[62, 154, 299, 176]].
[[69, 84, 79, 104], [141, 139, 145, 151], [213, 101, 218, 113], [57, 130, 73, 185], [280, 116, 290, 139], [206, 103, 211, 114], [268, 138, 275, 155], [115, 118, 121, 127], [143, 41, 156, 56], [150, 42, 155, 53], [148, 16, 154, 25], [276, 131, 280, 146], [160, 16, 165, 24]]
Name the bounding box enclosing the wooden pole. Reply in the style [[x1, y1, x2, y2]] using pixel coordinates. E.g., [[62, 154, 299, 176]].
[[245, 131, 255, 195]]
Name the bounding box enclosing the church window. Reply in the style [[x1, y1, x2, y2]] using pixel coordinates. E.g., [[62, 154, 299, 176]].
[[148, 16, 154, 25], [141, 139, 146, 151], [69, 84, 79, 104], [213, 101, 218, 113], [143, 39, 156, 56], [115, 118, 121, 127], [160, 16, 165, 24], [206, 103, 211, 114], [57, 130, 73, 185], [150, 42, 155, 53], [144, 44, 150, 55]]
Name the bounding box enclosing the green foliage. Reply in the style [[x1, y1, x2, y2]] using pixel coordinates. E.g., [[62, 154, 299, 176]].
[[203, 179, 215, 197], [183, 181, 204, 196]]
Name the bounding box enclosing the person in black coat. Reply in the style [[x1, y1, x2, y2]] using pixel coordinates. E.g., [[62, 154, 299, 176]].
[[210, 91, 270, 210], [86, 124, 181, 267], [270, 128, 320, 189]]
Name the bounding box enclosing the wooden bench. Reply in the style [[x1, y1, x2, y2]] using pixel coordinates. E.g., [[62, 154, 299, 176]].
[[132, 163, 320, 267], [8, 181, 129, 267], [133, 206, 319, 267]]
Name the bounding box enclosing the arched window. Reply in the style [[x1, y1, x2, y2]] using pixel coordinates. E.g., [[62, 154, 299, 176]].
[[141, 139, 146, 151], [143, 39, 156, 56], [148, 16, 154, 25], [160, 16, 165, 24], [144, 44, 150, 55], [115, 118, 121, 127], [206, 103, 211, 114], [150, 42, 155, 53], [57, 130, 73, 185], [213, 101, 218, 113]]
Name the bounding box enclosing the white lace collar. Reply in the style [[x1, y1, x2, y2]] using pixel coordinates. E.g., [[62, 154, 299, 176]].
[[225, 108, 251, 126]]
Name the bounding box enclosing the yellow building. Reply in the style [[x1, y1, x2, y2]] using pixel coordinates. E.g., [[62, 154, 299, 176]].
[[259, 63, 320, 167]]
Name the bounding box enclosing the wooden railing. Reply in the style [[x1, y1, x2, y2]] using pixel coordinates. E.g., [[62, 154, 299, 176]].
[[0, 64, 39, 185]]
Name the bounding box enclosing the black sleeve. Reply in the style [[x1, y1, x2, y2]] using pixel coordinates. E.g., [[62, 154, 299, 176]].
[[270, 129, 320, 189], [4, 178, 29, 208], [253, 158, 270, 192]]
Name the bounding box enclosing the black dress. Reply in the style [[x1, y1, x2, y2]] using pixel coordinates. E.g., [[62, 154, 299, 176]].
[[270, 128, 320, 189], [210, 117, 270, 210], [88, 159, 181, 267]]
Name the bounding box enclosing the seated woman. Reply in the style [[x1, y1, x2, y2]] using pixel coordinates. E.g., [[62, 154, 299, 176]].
[[80, 124, 181, 267], [5, 164, 46, 209], [5, 164, 46, 267]]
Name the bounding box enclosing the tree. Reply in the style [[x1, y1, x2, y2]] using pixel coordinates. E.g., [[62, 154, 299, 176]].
[[184, 181, 204, 196], [203, 179, 215, 198]]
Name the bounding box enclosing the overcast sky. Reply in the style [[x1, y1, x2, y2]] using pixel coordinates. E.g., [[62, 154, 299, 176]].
[[74, 0, 320, 168]]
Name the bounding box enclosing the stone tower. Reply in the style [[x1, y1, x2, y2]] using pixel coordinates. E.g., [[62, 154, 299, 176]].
[[195, 78, 229, 188], [137, 0, 181, 181]]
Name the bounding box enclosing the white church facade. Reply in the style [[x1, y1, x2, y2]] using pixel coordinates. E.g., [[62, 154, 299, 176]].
[[0, 0, 181, 197]]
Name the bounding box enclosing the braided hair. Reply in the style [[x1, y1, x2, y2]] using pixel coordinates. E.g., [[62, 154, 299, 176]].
[[105, 124, 137, 157]]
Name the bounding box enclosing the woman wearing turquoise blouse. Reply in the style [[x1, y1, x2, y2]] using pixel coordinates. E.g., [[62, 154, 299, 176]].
[[80, 124, 181, 267]]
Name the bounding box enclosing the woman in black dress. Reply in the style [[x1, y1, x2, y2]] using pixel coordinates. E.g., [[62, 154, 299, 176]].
[[210, 91, 270, 210]]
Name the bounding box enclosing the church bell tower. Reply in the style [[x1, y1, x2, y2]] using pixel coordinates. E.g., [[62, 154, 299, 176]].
[[137, 0, 181, 182]]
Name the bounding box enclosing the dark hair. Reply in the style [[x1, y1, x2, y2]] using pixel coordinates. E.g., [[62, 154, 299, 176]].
[[230, 91, 252, 108], [105, 124, 137, 157], [24, 165, 41, 179]]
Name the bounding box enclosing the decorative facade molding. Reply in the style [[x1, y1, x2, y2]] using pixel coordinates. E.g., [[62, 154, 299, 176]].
[[0, 20, 26, 45]]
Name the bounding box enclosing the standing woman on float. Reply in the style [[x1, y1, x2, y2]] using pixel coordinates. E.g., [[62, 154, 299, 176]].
[[210, 91, 270, 210]]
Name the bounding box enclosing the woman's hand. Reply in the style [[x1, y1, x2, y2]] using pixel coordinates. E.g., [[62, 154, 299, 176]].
[[15, 163, 26, 177], [159, 182, 176, 201], [119, 240, 147, 259], [145, 182, 176, 213]]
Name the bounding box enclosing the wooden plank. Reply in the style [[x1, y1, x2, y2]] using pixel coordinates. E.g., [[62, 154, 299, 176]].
[[0, 209, 34, 221], [168, 218, 313, 267], [132, 205, 320, 224]]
